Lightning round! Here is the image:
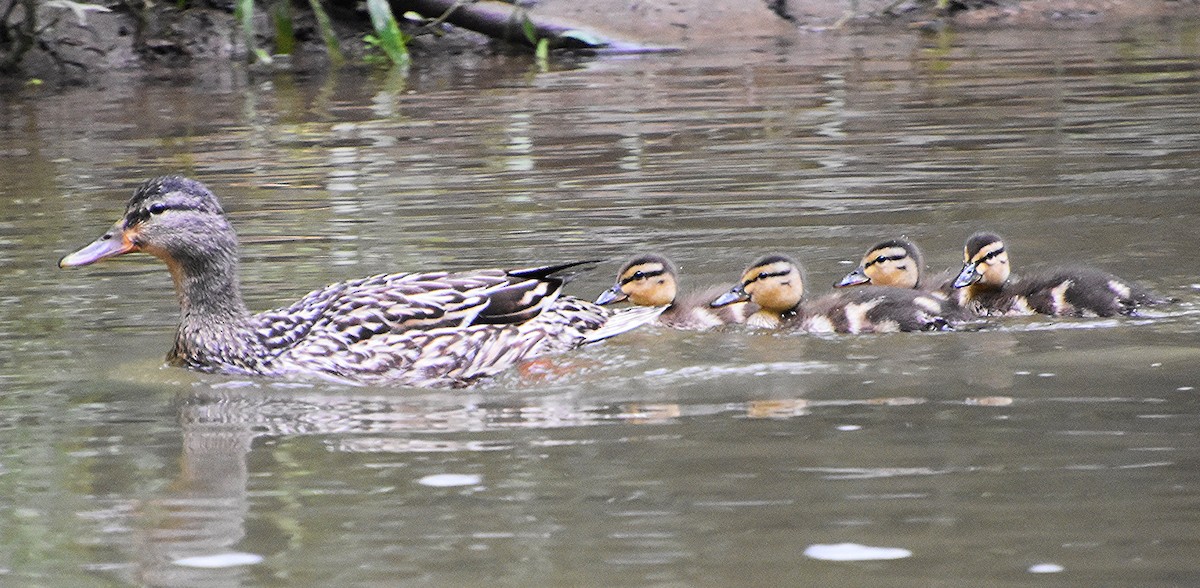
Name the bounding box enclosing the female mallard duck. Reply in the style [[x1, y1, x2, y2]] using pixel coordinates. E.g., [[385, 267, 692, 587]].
[[952, 231, 1169, 317], [710, 254, 958, 333], [835, 237, 950, 292], [593, 253, 754, 329], [58, 176, 662, 388]]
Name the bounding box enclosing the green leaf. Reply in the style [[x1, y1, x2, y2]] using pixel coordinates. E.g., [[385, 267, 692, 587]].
[[365, 0, 410, 68], [520, 12, 537, 45]]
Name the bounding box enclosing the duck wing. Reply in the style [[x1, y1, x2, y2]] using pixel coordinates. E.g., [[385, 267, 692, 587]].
[[247, 261, 649, 386]]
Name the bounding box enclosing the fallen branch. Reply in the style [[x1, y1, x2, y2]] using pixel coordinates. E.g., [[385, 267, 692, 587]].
[[393, 0, 677, 53]]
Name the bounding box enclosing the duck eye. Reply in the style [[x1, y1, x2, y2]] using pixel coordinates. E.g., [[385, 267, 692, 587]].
[[148, 203, 168, 215]]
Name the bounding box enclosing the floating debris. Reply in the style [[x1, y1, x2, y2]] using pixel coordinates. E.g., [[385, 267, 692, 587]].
[[803, 542, 912, 561], [173, 553, 264, 568], [418, 473, 483, 487], [1028, 563, 1065, 573]]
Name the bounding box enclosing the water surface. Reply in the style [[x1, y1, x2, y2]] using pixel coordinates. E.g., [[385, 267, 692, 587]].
[[2, 24, 1200, 586]]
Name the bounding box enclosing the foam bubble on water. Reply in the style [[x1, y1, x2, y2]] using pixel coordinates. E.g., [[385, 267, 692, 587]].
[[1028, 563, 1064, 573], [173, 553, 264, 568], [803, 543, 911, 561], [418, 473, 482, 487]]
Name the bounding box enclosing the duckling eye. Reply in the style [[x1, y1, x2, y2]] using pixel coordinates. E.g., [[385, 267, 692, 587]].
[[148, 203, 169, 215]]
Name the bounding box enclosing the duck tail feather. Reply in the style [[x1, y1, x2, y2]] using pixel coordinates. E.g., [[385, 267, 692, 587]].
[[509, 260, 604, 283]]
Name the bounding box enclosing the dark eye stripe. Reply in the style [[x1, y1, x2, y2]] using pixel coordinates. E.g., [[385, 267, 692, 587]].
[[976, 247, 1006, 264], [620, 268, 666, 285], [127, 202, 197, 225], [744, 269, 792, 286], [865, 253, 907, 268]]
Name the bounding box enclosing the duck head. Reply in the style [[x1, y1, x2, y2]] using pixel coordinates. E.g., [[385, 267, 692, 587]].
[[596, 254, 678, 307], [954, 232, 1010, 289], [60, 176, 246, 317], [60, 176, 236, 269], [836, 238, 925, 289], [711, 254, 804, 316]]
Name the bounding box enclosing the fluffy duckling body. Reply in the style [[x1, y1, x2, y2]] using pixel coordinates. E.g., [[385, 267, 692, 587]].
[[59, 176, 661, 388], [595, 254, 753, 329], [711, 254, 957, 333], [953, 232, 1169, 317]]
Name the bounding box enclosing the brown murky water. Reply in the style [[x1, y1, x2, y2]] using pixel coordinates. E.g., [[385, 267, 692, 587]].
[[2, 24, 1200, 586]]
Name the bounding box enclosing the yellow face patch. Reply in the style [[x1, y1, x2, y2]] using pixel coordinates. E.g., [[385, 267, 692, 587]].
[[742, 261, 804, 314], [864, 246, 917, 289], [970, 242, 1010, 287], [619, 262, 677, 306]]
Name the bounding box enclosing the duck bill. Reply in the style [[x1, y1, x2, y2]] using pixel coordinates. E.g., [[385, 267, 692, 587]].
[[834, 267, 870, 288], [595, 285, 628, 306], [952, 263, 982, 289], [59, 222, 137, 268], [710, 285, 749, 308]]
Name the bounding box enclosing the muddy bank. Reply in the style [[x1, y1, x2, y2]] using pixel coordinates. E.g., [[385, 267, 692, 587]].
[[2, 0, 1199, 86]]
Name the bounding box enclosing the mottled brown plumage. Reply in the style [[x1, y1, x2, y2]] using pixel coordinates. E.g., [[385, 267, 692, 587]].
[[59, 176, 660, 387]]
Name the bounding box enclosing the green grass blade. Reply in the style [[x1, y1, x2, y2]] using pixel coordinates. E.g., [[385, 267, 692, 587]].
[[271, 0, 295, 55], [233, 0, 272, 64], [306, 0, 344, 63], [365, 0, 409, 68]]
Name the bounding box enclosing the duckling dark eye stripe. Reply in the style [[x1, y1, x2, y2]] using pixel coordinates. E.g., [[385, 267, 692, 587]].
[[744, 269, 791, 285], [976, 247, 1005, 263], [620, 269, 665, 285], [866, 254, 906, 267]]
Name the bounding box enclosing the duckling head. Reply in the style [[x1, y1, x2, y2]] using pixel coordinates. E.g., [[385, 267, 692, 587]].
[[835, 238, 924, 289], [712, 254, 804, 316], [595, 254, 679, 307], [954, 232, 1010, 289]]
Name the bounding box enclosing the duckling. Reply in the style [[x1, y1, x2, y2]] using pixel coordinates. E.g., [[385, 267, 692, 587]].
[[594, 253, 753, 329], [711, 254, 957, 333], [58, 176, 662, 388], [952, 231, 1169, 317], [835, 237, 949, 291]]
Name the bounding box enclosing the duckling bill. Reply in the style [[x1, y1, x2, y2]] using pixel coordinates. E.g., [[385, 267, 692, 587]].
[[712, 254, 959, 333], [952, 231, 1169, 317], [60, 176, 662, 388], [595, 253, 752, 329]]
